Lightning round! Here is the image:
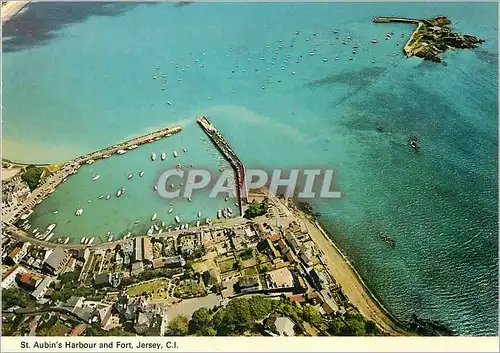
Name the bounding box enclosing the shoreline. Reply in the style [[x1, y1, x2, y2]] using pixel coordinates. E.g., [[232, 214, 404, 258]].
[[1, 1, 31, 24], [288, 202, 410, 335], [313, 219, 409, 333]]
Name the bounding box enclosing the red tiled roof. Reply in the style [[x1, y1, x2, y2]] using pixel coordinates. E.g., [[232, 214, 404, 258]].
[[71, 323, 87, 336], [289, 294, 306, 303], [8, 247, 21, 259]]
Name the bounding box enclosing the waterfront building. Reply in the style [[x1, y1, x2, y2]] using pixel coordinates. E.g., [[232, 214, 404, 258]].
[[43, 247, 70, 275]]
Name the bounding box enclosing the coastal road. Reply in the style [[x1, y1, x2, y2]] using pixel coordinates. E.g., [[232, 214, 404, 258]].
[[4, 216, 251, 251]]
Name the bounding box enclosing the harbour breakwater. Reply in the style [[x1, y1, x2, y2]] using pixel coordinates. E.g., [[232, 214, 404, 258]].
[[197, 116, 247, 215], [4, 125, 182, 226]]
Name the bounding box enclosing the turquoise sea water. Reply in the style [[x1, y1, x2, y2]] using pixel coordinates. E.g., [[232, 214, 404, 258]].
[[2, 2, 498, 335]]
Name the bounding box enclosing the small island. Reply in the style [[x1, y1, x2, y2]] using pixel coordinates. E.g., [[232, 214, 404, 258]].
[[374, 16, 485, 62]]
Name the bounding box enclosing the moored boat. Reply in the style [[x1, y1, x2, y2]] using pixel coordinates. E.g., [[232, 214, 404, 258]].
[[75, 208, 83, 216], [117, 149, 127, 155], [81, 237, 87, 244], [161, 152, 166, 160], [99, 195, 104, 199], [139, 171, 144, 177], [117, 189, 122, 197], [168, 208, 173, 214], [92, 175, 100, 181], [128, 173, 133, 179], [151, 152, 157, 161], [152, 213, 158, 221], [88, 237, 95, 245], [173, 151, 178, 158], [175, 216, 180, 223]]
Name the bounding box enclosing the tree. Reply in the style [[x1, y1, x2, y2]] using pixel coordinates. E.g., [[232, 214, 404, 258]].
[[21, 165, 43, 191], [340, 314, 366, 336], [168, 315, 189, 336], [2, 288, 36, 310], [212, 298, 253, 335], [189, 307, 212, 334], [248, 296, 275, 321], [244, 198, 268, 219], [301, 305, 322, 326]]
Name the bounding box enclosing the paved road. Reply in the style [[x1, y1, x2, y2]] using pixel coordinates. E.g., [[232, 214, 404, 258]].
[[4, 217, 251, 251]]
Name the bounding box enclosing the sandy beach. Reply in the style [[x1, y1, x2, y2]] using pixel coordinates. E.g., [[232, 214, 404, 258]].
[[1, 1, 30, 24], [301, 214, 410, 335], [264, 192, 409, 335]]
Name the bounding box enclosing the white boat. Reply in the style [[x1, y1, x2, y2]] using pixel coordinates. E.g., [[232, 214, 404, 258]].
[[106, 195, 110, 200], [53, 210, 59, 215], [168, 208, 173, 214], [187, 197, 192, 202], [197, 211, 201, 218], [102, 154, 111, 158], [20, 210, 33, 220], [128, 173, 133, 179], [87, 199, 92, 203], [25, 224, 32, 230], [117, 149, 127, 155], [170, 183, 174, 189], [154, 225, 159, 231], [64, 237, 70, 244], [92, 175, 100, 181], [99, 195, 104, 199], [81, 237, 87, 244], [43, 233, 54, 241], [196, 220, 200, 227], [86, 159, 95, 165], [75, 208, 84, 216], [151, 152, 157, 161], [227, 207, 233, 216], [124, 232, 131, 239], [151, 213, 158, 221], [223, 208, 228, 218], [217, 209, 222, 219], [107, 234, 113, 242], [85, 238, 91, 245], [147, 226, 154, 236], [116, 189, 122, 197], [33, 228, 39, 234], [167, 101, 172, 106], [135, 220, 140, 224], [139, 171, 144, 177], [173, 151, 178, 158], [46, 223, 57, 233], [181, 224, 185, 230], [175, 226, 180, 231], [185, 224, 189, 230], [161, 152, 166, 160], [128, 144, 139, 150], [107, 231, 111, 236], [174, 216, 180, 223], [161, 221, 165, 227], [88, 237, 95, 245], [183, 148, 187, 153], [121, 188, 126, 195]]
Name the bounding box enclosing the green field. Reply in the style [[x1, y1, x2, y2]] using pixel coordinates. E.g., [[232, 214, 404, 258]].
[[126, 279, 170, 300], [218, 258, 236, 273]]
